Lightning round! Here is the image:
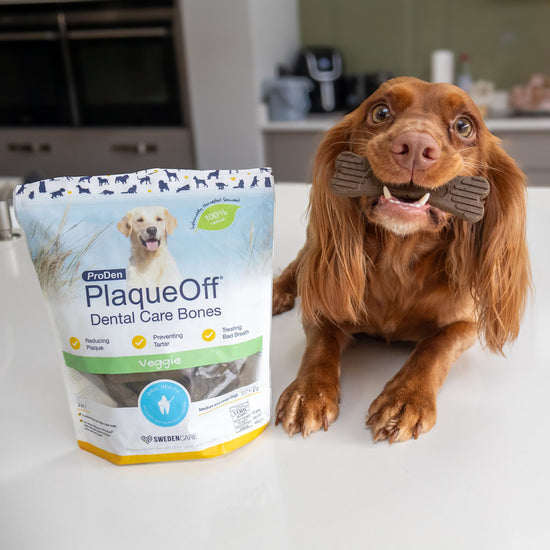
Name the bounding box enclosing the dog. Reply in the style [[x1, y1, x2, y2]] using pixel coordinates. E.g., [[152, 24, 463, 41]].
[[194, 176, 208, 188], [273, 77, 531, 443], [118, 206, 181, 289], [121, 185, 137, 195], [76, 185, 91, 194], [115, 175, 130, 185], [164, 169, 179, 182]]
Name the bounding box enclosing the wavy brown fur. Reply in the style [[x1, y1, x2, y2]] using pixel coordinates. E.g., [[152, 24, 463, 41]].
[[274, 77, 531, 442]]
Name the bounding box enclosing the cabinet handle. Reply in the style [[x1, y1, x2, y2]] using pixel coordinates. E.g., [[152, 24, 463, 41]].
[[7, 143, 51, 153], [0, 31, 59, 41], [111, 143, 157, 154], [68, 28, 169, 40]]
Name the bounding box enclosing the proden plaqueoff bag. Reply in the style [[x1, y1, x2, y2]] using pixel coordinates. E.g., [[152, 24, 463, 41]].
[[14, 167, 274, 464]]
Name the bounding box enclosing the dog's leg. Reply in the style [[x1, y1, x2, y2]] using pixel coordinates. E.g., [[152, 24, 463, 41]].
[[366, 321, 477, 443], [275, 322, 349, 436], [272, 250, 304, 315]]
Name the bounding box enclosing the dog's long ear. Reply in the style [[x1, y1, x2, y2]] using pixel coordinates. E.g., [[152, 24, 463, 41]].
[[165, 210, 177, 235], [117, 214, 132, 237], [452, 137, 531, 353], [296, 115, 367, 325]]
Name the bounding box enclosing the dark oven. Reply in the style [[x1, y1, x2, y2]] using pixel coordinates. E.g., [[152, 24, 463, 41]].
[[0, 0, 183, 127]]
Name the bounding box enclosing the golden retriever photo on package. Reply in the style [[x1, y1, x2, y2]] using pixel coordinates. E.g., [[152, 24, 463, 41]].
[[118, 206, 181, 289]]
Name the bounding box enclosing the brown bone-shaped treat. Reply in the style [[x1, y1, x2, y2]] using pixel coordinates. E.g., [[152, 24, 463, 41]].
[[330, 151, 490, 223]]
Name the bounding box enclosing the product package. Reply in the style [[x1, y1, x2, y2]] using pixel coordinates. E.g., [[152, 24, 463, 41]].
[[14, 167, 274, 464]]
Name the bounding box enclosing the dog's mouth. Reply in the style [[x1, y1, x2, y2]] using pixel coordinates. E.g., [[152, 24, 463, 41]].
[[141, 237, 161, 251], [374, 185, 445, 228], [331, 151, 490, 224], [379, 185, 431, 211]]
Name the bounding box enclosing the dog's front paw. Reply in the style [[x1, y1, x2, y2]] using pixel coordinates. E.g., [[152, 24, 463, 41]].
[[272, 291, 295, 315], [366, 385, 437, 444], [272, 275, 297, 315], [275, 377, 340, 437]]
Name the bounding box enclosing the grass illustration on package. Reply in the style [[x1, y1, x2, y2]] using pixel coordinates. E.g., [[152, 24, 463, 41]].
[[14, 167, 274, 464]]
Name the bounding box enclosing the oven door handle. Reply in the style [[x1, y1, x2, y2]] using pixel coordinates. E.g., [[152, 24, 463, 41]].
[[0, 31, 59, 41], [67, 27, 169, 40]]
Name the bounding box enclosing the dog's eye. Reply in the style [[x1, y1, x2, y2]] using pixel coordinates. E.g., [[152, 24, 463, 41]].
[[156, 217, 163, 222], [453, 117, 474, 138], [371, 104, 392, 123], [137, 217, 144, 223]]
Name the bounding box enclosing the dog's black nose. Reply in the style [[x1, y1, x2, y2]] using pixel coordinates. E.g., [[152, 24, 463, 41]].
[[146, 226, 157, 237]]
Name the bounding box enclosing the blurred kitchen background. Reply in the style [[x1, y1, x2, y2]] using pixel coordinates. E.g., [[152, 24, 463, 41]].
[[1, 0, 550, 195]]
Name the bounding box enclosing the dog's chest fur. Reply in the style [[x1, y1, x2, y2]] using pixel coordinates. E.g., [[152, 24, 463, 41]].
[[357, 231, 472, 341], [128, 245, 179, 287]]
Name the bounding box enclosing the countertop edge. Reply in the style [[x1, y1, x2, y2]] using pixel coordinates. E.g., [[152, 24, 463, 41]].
[[261, 114, 550, 133]]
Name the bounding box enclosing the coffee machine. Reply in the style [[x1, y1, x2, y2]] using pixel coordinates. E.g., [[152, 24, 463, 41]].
[[295, 47, 344, 112]]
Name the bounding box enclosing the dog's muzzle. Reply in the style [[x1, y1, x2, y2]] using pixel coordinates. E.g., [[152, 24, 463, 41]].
[[330, 151, 490, 223], [141, 227, 160, 251]]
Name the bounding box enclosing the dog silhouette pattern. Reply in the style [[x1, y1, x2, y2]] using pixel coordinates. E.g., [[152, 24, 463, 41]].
[[16, 167, 273, 200]]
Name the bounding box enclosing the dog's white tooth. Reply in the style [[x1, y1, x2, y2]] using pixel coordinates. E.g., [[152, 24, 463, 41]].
[[417, 192, 430, 206], [383, 186, 392, 199]]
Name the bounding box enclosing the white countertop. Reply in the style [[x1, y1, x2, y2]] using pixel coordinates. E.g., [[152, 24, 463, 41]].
[[261, 113, 550, 133], [1, 184, 549, 549]]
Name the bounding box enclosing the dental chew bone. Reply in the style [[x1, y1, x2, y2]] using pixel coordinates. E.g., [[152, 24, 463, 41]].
[[330, 151, 490, 223]]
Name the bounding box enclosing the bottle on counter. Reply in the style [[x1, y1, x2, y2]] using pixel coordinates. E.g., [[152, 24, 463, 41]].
[[457, 53, 473, 93]]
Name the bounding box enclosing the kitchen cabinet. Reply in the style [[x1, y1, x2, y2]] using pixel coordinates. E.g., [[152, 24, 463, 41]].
[[263, 130, 325, 183], [0, 128, 193, 180], [493, 130, 550, 187]]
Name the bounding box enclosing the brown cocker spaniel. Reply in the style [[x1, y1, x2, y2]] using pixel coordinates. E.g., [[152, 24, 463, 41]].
[[273, 77, 531, 443]]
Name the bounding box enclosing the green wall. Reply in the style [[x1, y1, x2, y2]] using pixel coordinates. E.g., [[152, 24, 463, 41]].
[[299, 0, 550, 90]]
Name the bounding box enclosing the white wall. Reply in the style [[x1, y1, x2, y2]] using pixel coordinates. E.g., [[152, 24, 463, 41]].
[[179, 0, 299, 170], [249, 0, 300, 94]]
